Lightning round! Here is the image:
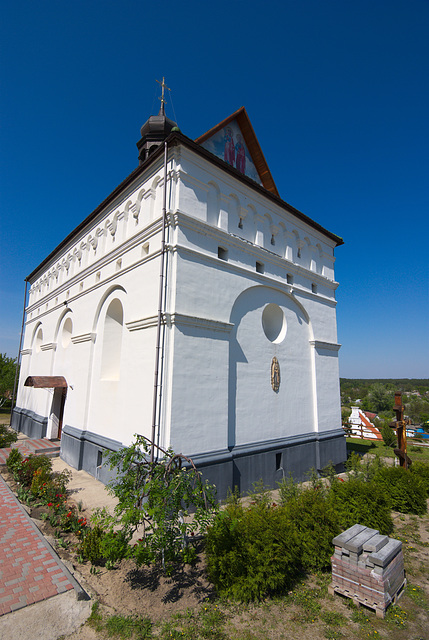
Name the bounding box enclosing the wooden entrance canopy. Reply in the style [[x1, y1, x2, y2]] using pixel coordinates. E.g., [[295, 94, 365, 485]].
[[24, 376, 67, 388]]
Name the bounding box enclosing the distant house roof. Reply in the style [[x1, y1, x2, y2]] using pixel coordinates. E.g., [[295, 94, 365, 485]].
[[364, 411, 377, 420]]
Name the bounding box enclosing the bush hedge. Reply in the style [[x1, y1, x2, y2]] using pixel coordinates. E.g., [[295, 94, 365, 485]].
[[205, 460, 429, 600], [205, 502, 301, 601], [374, 466, 427, 515], [330, 478, 393, 535]]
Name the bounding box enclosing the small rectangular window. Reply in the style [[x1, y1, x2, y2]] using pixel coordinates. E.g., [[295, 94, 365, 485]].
[[218, 247, 228, 261], [312, 283, 318, 294], [256, 261, 265, 274], [287, 273, 294, 285], [276, 452, 282, 471]]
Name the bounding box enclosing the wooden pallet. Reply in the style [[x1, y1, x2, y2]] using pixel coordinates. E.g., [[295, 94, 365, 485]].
[[328, 578, 406, 619]]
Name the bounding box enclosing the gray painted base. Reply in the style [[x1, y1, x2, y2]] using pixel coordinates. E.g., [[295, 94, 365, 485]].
[[12, 408, 347, 500], [193, 431, 347, 499], [11, 407, 47, 439]]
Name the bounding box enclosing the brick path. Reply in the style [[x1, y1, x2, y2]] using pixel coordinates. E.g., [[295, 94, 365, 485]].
[[0, 438, 60, 465], [0, 475, 82, 616]]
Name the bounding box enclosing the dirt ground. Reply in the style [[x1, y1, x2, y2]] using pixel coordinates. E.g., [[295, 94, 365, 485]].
[[1, 463, 429, 640], [51, 504, 429, 640]]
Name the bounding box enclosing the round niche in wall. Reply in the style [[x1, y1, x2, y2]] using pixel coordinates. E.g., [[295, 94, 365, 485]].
[[262, 303, 287, 343], [61, 317, 73, 348]]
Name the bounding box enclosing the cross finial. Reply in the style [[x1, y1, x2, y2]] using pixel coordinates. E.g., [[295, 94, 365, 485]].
[[156, 77, 170, 114]]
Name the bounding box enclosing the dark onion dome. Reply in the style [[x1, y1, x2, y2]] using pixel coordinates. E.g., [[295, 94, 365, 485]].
[[136, 103, 177, 164]]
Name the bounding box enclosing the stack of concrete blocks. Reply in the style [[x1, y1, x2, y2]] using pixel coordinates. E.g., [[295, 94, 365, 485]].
[[329, 524, 406, 618]]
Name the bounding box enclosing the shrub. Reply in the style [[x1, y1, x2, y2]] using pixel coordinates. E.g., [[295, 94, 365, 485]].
[[6, 447, 23, 477], [206, 502, 300, 601], [284, 487, 341, 571], [0, 425, 18, 448], [330, 478, 393, 535], [77, 526, 130, 566], [31, 468, 71, 503], [105, 435, 217, 570], [14, 454, 52, 488], [374, 466, 427, 515], [410, 461, 429, 496], [277, 473, 301, 505]]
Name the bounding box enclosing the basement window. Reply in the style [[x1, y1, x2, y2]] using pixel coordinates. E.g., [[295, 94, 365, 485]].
[[276, 452, 282, 471], [218, 246, 228, 261], [256, 261, 265, 274]]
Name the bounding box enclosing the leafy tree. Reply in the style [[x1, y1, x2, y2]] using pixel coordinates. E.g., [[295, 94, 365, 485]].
[[341, 406, 351, 424], [363, 383, 394, 413], [380, 422, 397, 448], [97, 435, 218, 570], [0, 354, 18, 407], [405, 397, 429, 425]]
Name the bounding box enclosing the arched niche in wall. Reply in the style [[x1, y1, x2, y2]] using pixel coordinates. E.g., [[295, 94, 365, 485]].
[[227, 285, 315, 455], [292, 230, 301, 262], [227, 194, 240, 234], [150, 176, 162, 221], [207, 182, 220, 227], [100, 298, 124, 381], [315, 244, 323, 275], [32, 323, 43, 353]]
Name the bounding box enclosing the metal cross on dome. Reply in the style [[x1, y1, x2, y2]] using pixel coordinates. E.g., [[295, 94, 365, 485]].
[[156, 77, 171, 107]]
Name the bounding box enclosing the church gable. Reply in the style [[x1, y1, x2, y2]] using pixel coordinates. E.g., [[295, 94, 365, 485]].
[[195, 107, 279, 197]]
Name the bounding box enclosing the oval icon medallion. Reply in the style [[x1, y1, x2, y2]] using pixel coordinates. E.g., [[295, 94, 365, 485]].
[[271, 356, 280, 392]]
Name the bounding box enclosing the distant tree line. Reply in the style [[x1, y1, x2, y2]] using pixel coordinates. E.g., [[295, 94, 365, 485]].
[[340, 379, 429, 426]]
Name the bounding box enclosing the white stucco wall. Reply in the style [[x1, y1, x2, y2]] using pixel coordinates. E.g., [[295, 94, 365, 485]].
[[16, 136, 342, 470]]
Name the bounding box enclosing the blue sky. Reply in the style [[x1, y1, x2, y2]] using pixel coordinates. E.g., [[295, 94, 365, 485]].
[[1, 0, 428, 378]]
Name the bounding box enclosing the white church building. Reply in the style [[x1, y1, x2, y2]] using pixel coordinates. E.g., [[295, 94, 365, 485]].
[[12, 102, 346, 496]]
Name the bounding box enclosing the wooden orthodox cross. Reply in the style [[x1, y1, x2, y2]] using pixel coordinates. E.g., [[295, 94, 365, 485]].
[[390, 391, 412, 469]]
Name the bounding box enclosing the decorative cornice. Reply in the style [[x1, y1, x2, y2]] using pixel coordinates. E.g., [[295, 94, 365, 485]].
[[166, 313, 234, 333], [126, 313, 234, 334], [40, 342, 57, 352], [310, 340, 341, 352], [126, 316, 159, 332], [71, 333, 96, 344]]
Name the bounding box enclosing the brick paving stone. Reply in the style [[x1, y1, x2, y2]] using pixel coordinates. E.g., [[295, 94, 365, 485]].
[[0, 475, 77, 616]]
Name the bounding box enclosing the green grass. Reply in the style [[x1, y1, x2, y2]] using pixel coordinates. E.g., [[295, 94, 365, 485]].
[[87, 602, 152, 639], [346, 438, 429, 464]]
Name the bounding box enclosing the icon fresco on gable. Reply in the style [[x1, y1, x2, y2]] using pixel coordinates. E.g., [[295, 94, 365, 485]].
[[200, 119, 262, 185]]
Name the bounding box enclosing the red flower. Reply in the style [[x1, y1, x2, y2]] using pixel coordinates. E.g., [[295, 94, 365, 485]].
[[48, 502, 52, 507]]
